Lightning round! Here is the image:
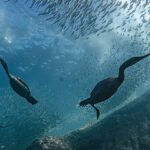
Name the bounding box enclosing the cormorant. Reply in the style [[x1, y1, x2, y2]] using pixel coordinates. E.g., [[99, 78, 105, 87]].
[[0, 58, 38, 105], [79, 53, 150, 119]]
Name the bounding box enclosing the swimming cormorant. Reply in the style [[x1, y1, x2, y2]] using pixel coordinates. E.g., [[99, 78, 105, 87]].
[[0, 58, 38, 105], [79, 53, 150, 119]]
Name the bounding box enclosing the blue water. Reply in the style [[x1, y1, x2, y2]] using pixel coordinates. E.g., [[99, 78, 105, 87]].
[[0, 0, 150, 149]]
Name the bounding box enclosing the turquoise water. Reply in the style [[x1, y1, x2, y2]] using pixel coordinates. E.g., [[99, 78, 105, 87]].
[[0, 0, 150, 149]]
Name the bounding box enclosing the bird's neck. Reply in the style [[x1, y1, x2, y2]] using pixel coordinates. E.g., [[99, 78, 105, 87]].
[[2, 64, 11, 79], [5, 68, 11, 78], [118, 66, 124, 84]]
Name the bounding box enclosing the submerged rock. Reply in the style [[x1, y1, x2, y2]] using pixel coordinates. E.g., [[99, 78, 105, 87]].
[[27, 90, 150, 150], [26, 136, 73, 150]]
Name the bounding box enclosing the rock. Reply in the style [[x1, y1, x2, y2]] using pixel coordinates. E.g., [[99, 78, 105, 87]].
[[27, 90, 150, 150], [26, 136, 73, 150]]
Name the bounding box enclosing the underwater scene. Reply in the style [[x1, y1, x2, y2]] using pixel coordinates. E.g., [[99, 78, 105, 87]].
[[1, 0, 150, 150]]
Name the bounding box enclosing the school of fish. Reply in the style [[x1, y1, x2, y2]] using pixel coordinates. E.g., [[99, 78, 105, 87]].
[[5, 0, 149, 41]]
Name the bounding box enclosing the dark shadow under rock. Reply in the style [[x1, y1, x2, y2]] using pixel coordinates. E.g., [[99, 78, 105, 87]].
[[27, 90, 150, 150]]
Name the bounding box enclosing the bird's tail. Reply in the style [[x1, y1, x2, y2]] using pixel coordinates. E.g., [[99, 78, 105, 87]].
[[26, 95, 38, 105], [79, 98, 90, 106], [0, 57, 10, 78]]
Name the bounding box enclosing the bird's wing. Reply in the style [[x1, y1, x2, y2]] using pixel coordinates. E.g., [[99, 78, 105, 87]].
[[91, 82, 102, 96], [16, 77, 30, 91], [90, 78, 111, 96]]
